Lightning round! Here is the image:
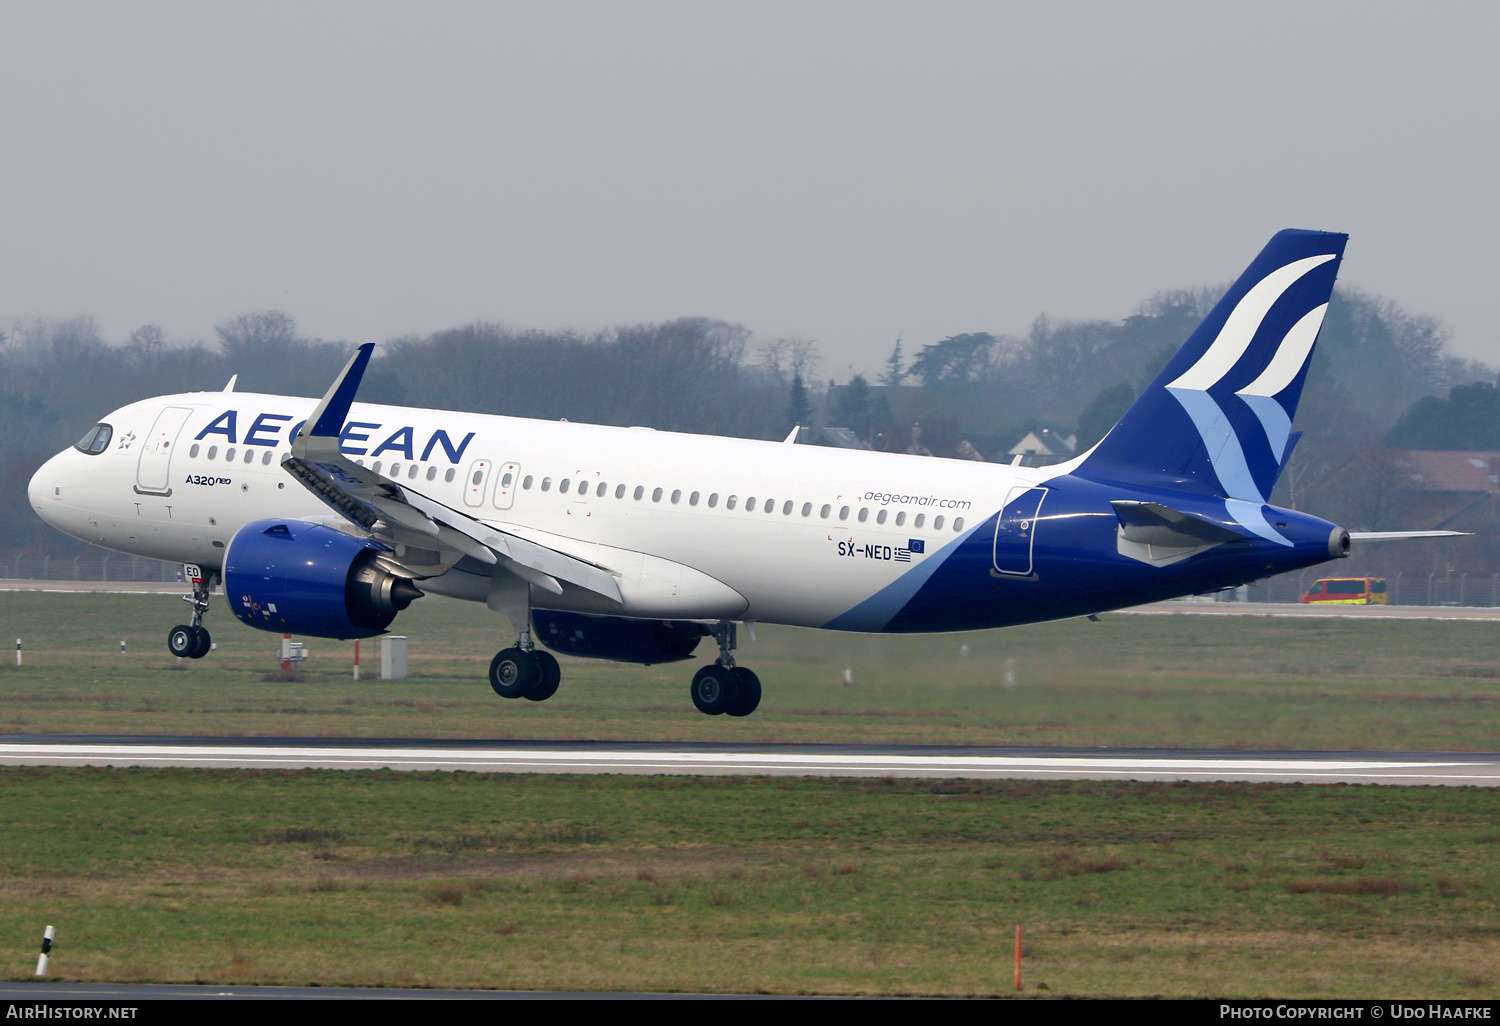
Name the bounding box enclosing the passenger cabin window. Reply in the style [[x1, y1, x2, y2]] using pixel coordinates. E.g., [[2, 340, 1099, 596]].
[[263, 451, 274, 466], [858, 508, 869, 522], [577, 479, 587, 493], [895, 512, 906, 526], [953, 517, 964, 531], [448, 469, 458, 483], [371, 461, 381, 474], [208, 446, 218, 460], [426, 466, 437, 480], [541, 477, 552, 491], [689, 491, 700, 506], [597, 482, 608, 497], [615, 484, 626, 498], [520, 474, 531, 488], [914, 514, 925, 528], [839, 506, 849, 520], [745, 498, 757, 512], [189, 443, 200, 458], [801, 503, 812, 517], [708, 493, 719, 508], [74, 424, 113, 455], [408, 465, 419, 479], [225, 448, 237, 462], [501, 472, 513, 487], [560, 479, 571, 494], [820, 504, 830, 518], [652, 487, 663, 502], [244, 450, 254, 464], [671, 489, 681, 504], [389, 462, 401, 477], [634, 486, 644, 500], [726, 495, 738, 510], [876, 509, 887, 524], [782, 500, 793, 515], [934, 515, 945, 530]]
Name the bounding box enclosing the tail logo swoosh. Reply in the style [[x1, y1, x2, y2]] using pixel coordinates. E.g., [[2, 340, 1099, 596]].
[[1162, 255, 1333, 545]]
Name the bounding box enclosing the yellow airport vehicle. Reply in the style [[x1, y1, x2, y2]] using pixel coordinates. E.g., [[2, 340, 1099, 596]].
[[1300, 577, 1388, 605]]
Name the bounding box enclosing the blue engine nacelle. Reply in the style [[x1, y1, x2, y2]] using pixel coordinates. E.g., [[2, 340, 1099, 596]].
[[533, 610, 709, 665], [224, 519, 423, 639]]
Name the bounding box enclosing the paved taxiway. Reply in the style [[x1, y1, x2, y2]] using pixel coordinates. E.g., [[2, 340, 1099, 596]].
[[2, 735, 1495, 785]]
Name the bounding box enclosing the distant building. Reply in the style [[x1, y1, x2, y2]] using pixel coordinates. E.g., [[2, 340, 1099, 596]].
[[1006, 428, 1076, 467], [1397, 450, 1500, 534], [790, 426, 869, 450]]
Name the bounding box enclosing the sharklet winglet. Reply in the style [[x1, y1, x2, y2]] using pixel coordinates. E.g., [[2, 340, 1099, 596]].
[[304, 343, 375, 442]]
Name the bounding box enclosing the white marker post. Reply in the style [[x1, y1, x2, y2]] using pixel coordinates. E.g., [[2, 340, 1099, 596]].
[[353, 639, 360, 682], [120, 640, 126, 654], [15, 639, 20, 667], [35, 925, 54, 976]]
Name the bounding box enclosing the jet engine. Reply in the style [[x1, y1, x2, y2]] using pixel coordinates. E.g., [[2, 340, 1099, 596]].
[[223, 519, 423, 639], [532, 610, 708, 665]]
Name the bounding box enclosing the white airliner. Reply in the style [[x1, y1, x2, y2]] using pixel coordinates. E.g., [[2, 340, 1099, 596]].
[[28, 231, 1456, 716]]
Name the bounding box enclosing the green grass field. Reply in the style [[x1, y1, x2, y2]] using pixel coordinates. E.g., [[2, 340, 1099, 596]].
[[1, 591, 1498, 995], [0, 769, 1496, 996], [1, 592, 1498, 749]]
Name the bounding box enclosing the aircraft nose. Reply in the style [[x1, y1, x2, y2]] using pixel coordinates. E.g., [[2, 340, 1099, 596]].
[[28, 451, 68, 525]]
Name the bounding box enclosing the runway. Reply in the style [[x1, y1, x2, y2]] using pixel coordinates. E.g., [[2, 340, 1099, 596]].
[[2, 735, 1495, 785], [1119, 600, 1500, 621], [9, 580, 1500, 620]]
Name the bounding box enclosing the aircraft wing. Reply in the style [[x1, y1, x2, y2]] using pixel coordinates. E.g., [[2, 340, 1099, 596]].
[[281, 344, 623, 603]]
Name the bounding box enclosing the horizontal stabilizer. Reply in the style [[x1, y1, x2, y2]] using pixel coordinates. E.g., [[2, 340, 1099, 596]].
[[1348, 531, 1471, 542], [1112, 501, 1252, 543], [1111, 500, 1252, 567]]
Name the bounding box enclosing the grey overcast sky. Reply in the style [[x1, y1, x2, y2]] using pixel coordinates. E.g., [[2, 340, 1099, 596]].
[[1, 1, 1496, 378]]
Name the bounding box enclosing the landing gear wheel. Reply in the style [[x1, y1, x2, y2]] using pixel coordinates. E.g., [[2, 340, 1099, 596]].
[[690, 664, 741, 716], [489, 648, 540, 699], [525, 651, 561, 702], [189, 627, 212, 659], [167, 625, 196, 658], [727, 666, 761, 717]]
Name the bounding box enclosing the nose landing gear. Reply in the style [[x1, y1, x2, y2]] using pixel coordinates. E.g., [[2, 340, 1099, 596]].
[[690, 621, 761, 717], [167, 566, 216, 659]]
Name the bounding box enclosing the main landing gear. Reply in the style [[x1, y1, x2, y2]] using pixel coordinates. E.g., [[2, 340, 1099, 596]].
[[690, 620, 761, 717], [480, 603, 762, 717], [167, 568, 216, 659], [488, 624, 561, 703]]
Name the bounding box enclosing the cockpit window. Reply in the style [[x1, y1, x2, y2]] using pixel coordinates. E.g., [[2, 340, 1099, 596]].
[[74, 423, 112, 455]]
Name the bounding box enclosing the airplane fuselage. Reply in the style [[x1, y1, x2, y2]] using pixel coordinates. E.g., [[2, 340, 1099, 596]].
[[30, 390, 1345, 634]]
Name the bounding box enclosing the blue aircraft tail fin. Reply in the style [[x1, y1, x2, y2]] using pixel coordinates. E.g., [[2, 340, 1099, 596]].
[[1077, 229, 1346, 502]]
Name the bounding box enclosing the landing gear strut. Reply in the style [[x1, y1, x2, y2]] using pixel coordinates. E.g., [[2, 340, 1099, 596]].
[[167, 567, 215, 659], [690, 620, 760, 717]]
